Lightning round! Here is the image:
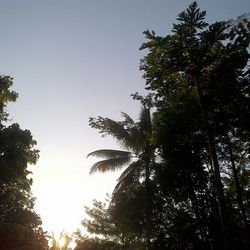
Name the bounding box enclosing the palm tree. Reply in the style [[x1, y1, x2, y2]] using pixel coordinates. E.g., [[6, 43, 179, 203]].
[[87, 106, 154, 250]]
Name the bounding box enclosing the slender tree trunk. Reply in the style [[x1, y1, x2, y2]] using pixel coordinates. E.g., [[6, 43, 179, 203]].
[[144, 107, 153, 250], [201, 197, 214, 250], [193, 77, 229, 250], [225, 134, 248, 228], [145, 162, 151, 250]]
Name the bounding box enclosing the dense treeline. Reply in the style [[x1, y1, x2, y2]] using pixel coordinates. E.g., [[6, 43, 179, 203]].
[[75, 2, 250, 250]]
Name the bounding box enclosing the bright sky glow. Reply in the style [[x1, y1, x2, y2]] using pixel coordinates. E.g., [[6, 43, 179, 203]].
[[0, 0, 249, 237], [58, 237, 66, 248]]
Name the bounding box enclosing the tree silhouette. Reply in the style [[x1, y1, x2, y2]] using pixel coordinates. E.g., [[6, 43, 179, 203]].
[[140, 1, 249, 249], [0, 75, 48, 249], [88, 106, 155, 249]]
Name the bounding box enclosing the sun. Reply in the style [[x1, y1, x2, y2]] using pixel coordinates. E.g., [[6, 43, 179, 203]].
[[58, 237, 66, 248]]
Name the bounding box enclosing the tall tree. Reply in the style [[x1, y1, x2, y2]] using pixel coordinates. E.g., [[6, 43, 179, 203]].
[[140, 2, 249, 249], [88, 105, 155, 249]]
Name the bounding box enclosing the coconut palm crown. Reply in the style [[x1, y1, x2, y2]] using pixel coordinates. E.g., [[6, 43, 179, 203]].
[[87, 106, 155, 250], [87, 106, 153, 192]]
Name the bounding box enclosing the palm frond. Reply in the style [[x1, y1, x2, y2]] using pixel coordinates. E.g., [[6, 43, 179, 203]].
[[89, 156, 131, 174], [87, 149, 131, 159], [120, 112, 135, 125], [89, 110, 151, 154], [102, 118, 135, 149], [103, 118, 142, 153], [113, 160, 143, 194], [117, 160, 142, 183]]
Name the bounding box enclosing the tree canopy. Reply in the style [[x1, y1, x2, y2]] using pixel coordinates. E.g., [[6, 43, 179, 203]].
[[77, 2, 250, 250], [0, 75, 48, 249]]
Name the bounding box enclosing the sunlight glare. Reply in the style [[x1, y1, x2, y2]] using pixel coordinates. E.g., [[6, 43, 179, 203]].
[[58, 237, 65, 248]]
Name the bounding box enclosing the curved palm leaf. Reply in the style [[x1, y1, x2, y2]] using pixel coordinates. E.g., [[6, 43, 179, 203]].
[[113, 160, 143, 194], [120, 112, 135, 125], [90, 116, 143, 153], [89, 156, 132, 174], [117, 160, 143, 183], [102, 118, 139, 151], [87, 149, 131, 159]]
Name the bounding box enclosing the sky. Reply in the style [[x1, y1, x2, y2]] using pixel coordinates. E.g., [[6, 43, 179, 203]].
[[0, 0, 249, 237]]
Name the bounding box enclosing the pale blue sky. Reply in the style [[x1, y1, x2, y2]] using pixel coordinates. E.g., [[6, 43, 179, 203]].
[[0, 0, 249, 235]]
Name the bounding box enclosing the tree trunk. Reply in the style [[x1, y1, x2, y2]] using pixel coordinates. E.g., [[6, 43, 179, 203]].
[[225, 134, 248, 228], [194, 77, 229, 250], [144, 107, 153, 250], [145, 162, 151, 250]]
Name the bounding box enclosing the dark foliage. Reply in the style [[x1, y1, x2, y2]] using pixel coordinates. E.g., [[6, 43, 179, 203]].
[[0, 76, 48, 249], [78, 2, 249, 250]]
